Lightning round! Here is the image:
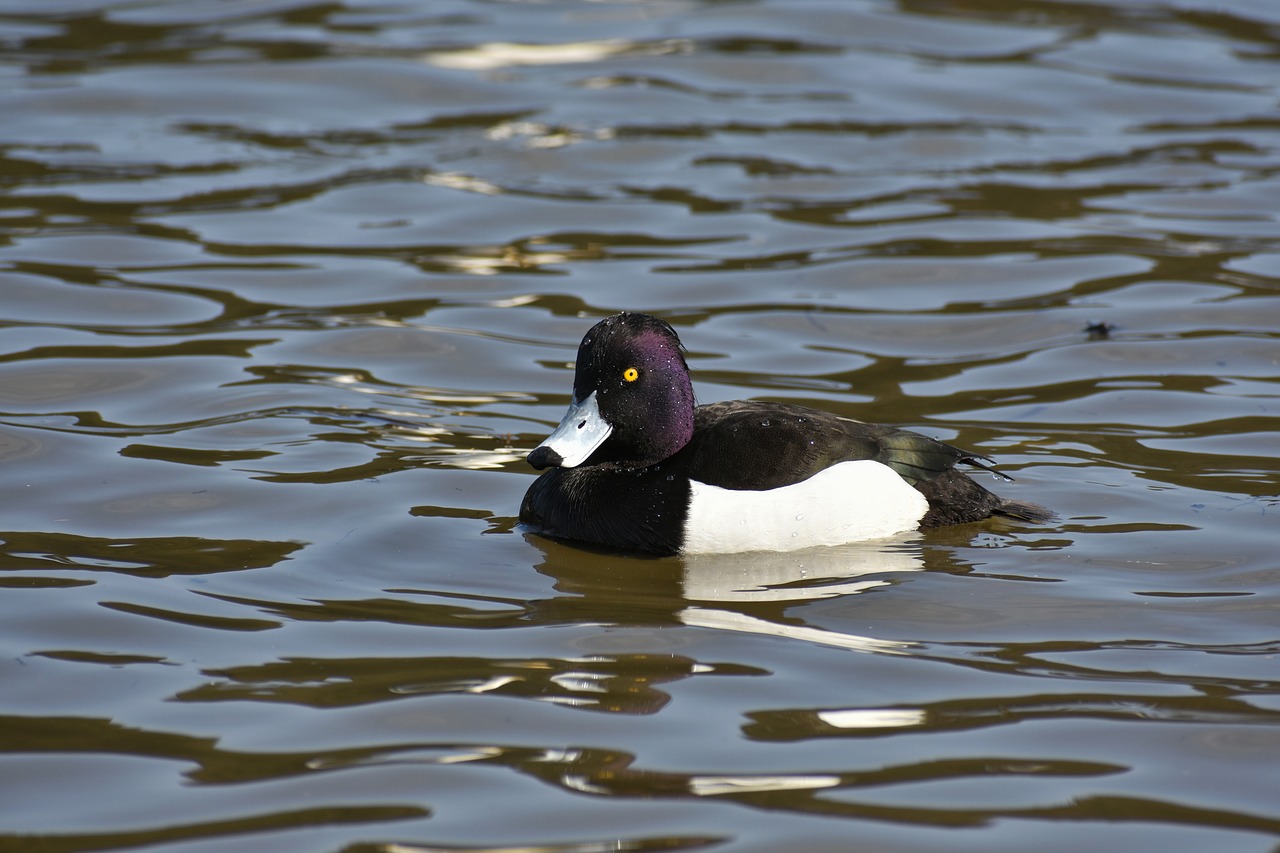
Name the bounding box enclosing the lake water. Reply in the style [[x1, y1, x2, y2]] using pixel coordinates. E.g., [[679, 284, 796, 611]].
[[2, 1, 1279, 851]]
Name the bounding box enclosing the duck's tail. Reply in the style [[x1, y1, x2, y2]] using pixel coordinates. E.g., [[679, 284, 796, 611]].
[[993, 498, 1055, 524], [958, 454, 1053, 524]]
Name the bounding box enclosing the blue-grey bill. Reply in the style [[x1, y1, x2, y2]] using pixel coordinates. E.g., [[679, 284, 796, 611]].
[[532, 391, 613, 468]]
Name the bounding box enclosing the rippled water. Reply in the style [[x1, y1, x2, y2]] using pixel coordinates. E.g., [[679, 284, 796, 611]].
[[2, 1, 1279, 851]]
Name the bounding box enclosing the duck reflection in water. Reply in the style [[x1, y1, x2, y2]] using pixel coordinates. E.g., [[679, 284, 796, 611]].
[[526, 531, 927, 658]]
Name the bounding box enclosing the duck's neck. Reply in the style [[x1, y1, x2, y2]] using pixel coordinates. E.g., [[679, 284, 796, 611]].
[[664, 373, 696, 456]]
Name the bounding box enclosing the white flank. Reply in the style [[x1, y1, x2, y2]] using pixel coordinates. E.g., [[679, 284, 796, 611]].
[[681, 460, 929, 554]]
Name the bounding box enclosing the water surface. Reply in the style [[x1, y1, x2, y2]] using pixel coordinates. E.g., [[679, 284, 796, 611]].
[[1, 1, 1278, 851]]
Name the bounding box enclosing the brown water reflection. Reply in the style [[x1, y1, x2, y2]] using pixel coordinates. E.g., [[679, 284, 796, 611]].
[[2, 0, 1280, 851]]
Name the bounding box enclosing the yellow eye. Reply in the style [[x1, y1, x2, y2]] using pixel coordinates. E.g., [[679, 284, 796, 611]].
[[622, 367, 639, 383]]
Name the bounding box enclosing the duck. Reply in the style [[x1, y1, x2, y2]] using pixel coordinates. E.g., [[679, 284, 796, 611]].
[[520, 312, 1049, 556]]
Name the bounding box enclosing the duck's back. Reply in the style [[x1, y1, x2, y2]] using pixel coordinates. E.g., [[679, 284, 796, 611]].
[[685, 401, 970, 488], [685, 400, 1046, 529]]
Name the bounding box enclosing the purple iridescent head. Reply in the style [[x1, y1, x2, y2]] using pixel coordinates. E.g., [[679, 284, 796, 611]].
[[528, 313, 696, 470]]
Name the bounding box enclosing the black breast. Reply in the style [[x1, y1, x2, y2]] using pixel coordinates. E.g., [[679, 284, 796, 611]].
[[520, 461, 693, 556]]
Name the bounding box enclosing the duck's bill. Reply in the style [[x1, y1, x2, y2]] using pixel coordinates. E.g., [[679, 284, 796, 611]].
[[527, 391, 613, 470]]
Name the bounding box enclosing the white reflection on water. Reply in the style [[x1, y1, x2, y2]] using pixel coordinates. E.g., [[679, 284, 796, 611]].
[[677, 535, 922, 655], [816, 707, 928, 729], [686, 774, 841, 796], [678, 607, 911, 656], [425, 38, 689, 71], [678, 534, 923, 603]]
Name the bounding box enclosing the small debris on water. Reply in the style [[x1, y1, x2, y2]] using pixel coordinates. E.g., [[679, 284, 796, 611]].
[[1084, 320, 1114, 339]]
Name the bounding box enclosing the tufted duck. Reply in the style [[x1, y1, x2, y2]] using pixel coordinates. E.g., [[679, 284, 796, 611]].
[[520, 312, 1049, 555]]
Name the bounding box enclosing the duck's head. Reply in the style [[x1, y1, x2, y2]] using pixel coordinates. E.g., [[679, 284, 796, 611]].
[[528, 312, 695, 471]]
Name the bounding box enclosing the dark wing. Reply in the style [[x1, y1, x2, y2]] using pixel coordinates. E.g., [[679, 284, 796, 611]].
[[686, 400, 989, 490]]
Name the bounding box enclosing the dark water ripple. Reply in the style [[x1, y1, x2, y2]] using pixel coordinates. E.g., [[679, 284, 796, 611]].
[[1, 0, 1279, 851]]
